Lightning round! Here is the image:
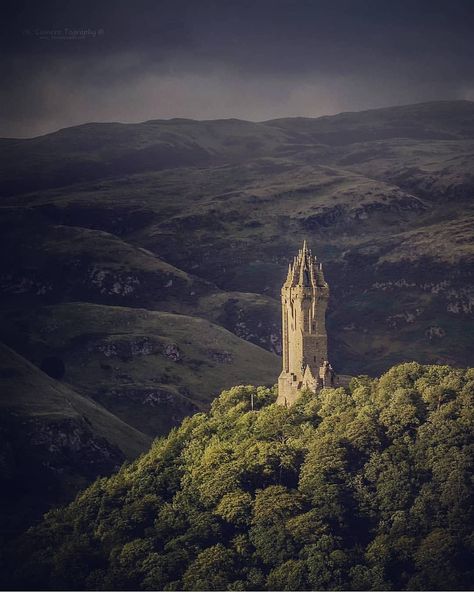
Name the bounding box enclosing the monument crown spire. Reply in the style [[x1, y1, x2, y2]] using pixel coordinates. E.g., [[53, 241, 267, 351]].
[[286, 240, 318, 287]]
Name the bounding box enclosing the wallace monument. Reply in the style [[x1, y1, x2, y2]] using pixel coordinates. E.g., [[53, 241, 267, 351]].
[[277, 241, 335, 406]]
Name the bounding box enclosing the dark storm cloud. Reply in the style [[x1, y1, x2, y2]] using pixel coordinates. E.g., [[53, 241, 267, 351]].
[[2, 0, 474, 137]]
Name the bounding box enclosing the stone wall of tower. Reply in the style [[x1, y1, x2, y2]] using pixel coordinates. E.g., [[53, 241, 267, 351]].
[[277, 242, 330, 406], [302, 288, 328, 374]]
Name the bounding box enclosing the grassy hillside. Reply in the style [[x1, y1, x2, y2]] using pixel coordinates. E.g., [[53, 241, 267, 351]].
[[266, 101, 474, 142], [0, 210, 209, 309], [0, 303, 280, 437], [7, 362, 474, 591], [0, 118, 294, 195], [0, 343, 150, 538]]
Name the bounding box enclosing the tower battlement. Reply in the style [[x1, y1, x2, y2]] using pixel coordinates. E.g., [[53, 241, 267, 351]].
[[277, 241, 334, 406]]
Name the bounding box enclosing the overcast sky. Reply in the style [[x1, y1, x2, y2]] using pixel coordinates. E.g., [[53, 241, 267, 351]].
[[2, 0, 474, 137]]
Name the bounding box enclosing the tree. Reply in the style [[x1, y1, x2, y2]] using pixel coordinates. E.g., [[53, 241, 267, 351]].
[[182, 544, 238, 590], [250, 485, 303, 566]]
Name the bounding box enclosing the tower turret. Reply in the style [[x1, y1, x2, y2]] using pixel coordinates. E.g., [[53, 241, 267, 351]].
[[277, 241, 331, 406]]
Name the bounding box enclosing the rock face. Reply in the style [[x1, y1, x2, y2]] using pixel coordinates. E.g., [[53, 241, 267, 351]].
[[163, 343, 180, 361], [92, 336, 163, 359], [208, 350, 233, 364], [5, 415, 124, 483], [0, 414, 123, 539]]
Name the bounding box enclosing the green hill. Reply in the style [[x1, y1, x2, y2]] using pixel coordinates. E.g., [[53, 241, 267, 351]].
[[0, 302, 280, 436], [7, 362, 474, 590]]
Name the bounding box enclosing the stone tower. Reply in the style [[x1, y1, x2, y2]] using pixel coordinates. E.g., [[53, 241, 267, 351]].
[[277, 241, 333, 406]]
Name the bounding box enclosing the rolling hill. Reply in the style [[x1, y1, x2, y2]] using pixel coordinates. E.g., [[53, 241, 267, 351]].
[[0, 101, 473, 537], [0, 302, 280, 436], [2, 102, 472, 378], [0, 342, 150, 538]]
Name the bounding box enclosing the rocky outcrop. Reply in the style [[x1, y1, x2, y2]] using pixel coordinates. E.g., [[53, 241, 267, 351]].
[[163, 343, 180, 361], [301, 193, 426, 230], [91, 336, 163, 359], [0, 413, 124, 539], [208, 350, 233, 364], [28, 416, 123, 475]]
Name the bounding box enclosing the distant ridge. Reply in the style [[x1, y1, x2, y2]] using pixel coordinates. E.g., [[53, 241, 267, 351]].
[[2, 99, 473, 141]]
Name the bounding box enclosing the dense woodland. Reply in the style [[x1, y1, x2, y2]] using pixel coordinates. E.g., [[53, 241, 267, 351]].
[[6, 362, 474, 590]]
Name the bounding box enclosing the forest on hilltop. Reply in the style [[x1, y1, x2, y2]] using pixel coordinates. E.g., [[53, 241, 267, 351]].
[[5, 362, 474, 591]]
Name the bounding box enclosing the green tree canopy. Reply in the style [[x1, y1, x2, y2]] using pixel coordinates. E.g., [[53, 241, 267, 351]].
[[6, 365, 474, 590]]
